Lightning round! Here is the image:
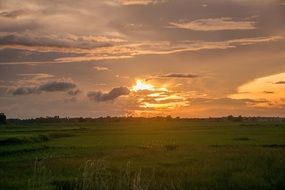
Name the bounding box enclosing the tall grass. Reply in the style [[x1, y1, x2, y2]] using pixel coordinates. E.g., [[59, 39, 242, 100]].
[[53, 160, 157, 190], [28, 159, 52, 190], [31, 155, 285, 190]]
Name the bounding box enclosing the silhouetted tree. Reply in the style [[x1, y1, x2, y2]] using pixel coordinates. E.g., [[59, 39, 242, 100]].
[[227, 115, 234, 121], [0, 113, 7, 125], [166, 115, 172, 121], [235, 115, 243, 122]]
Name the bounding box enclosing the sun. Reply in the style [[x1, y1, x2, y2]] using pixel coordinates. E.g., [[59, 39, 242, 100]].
[[132, 80, 155, 92]]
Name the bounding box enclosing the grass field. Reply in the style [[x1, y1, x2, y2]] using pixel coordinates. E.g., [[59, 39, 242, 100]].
[[0, 119, 285, 190]]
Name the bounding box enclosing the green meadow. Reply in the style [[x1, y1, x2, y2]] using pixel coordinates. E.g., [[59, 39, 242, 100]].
[[0, 119, 285, 190]]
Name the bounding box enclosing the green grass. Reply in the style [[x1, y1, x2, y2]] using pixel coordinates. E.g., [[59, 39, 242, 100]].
[[0, 120, 285, 189]]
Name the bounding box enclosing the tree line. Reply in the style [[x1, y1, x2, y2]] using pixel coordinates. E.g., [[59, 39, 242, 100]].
[[0, 113, 284, 126]]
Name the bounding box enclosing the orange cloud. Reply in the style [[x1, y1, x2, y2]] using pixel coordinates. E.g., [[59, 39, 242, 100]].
[[230, 73, 285, 107], [170, 17, 257, 31]]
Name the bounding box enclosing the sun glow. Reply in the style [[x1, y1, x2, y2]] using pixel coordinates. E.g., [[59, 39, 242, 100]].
[[130, 79, 188, 111], [230, 73, 285, 107], [132, 80, 155, 92]]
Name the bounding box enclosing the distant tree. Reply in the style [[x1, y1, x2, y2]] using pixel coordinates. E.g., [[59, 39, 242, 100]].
[[166, 115, 172, 120], [227, 115, 234, 121], [236, 115, 243, 122], [0, 113, 7, 125]]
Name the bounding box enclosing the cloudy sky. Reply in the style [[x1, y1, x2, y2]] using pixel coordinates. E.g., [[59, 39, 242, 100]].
[[0, 0, 285, 118]]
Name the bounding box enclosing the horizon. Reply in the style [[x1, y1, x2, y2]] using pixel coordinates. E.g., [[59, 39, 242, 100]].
[[0, 0, 285, 118], [4, 114, 285, 120]]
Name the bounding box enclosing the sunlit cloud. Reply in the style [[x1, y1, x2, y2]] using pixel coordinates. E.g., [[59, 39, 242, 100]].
[[94, 66, 109, 71], [65, 34, 126, 43], [129, 80, 188, 111], [132, 80, 155, 92], [230, 73, 285, 107], [17, 73, 54, 81], [169, 17, 257, 31]]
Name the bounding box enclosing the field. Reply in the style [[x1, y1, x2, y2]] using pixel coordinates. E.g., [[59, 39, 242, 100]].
[[0, 119, 285, 190]]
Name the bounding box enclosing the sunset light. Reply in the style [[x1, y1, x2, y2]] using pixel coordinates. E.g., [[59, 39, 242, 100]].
[[230, 73, 285, 107], [0, 0, 284, 117], [132, 80, 155, 92]]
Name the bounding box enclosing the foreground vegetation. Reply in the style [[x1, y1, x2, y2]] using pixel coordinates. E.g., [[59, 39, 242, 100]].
[[0, 118, 285, 190]]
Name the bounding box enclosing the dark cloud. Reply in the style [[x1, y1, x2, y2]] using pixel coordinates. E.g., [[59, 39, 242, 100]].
[[65, 89, 82, 102], [146, 73, 199, 81], [140, 97, 183, 104], [159, 73, 199, 78], [38, 81, 76, 92], [275, 81, 285, 84], [11, 86, 38, 95], [88, 87, 130, 102], [264, 91, 274, 94], [11, 81, 76, 95], [0, 33, 112, 49], [67, 89, 81, 96], [0, 33, 282, 64]]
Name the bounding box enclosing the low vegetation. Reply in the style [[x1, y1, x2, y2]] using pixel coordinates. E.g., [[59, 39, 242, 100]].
[[0, 118, 285, 190]]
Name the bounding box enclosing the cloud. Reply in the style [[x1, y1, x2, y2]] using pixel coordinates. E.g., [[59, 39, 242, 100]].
[[230, 73, 285, 107], [264, 91, 274, 94], [275, 81, 285, 84], [65, 89, 82, 102], [0, 32, 283, 64], [38, 81, 76, 92], [88, 87, 130, 102], [227, 36, 282, 45], [12, 86, 38, 95], [11, 80, 76, 95], [66, 34, 126, 43], [110, 0, 165, 5], [67, 89, 81, 96], [169, 17, 257, 31], [94, 66, 109, 71], [49, 36, 284, 63], [0, 33, 114, 50], [17, 73, 54, 81], [129, 81, 189, 110], [145, 73, 199, 81], [189, 97, 268, 107], [159, 73, 199, 78], [10, 73, 56, 87]]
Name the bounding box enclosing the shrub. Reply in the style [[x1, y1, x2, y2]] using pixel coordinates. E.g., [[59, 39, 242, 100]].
[[0, 113, 7, 125]]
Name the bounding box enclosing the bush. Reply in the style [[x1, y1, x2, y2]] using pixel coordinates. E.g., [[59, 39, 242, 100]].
[[0, 113, 7, 125]]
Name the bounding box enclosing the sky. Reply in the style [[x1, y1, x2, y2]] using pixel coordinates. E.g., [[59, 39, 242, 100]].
[[0, 0, 285, 118]]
